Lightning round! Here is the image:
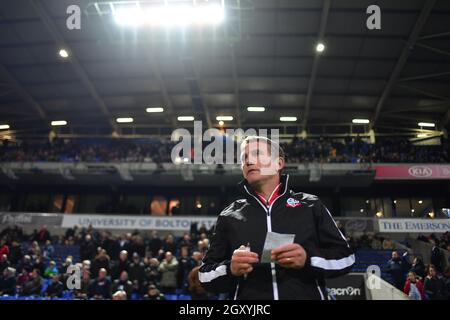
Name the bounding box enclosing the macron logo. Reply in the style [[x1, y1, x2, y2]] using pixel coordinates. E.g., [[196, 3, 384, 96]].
[[286, 198, 301, 208]]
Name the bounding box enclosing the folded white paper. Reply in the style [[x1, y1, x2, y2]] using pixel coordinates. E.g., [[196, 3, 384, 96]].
[[260, 231, 296, 263]]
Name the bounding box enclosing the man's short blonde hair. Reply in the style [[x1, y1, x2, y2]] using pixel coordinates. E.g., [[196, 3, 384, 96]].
[[240, 136, 285, 161], [113, 290, 127, 300]]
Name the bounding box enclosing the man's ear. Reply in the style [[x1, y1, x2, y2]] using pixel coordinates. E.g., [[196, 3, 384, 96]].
[[277, 157, 285, 171]]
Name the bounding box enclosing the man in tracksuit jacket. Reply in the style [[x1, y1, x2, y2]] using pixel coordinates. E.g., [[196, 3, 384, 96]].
[[199, 136, 355, 300]]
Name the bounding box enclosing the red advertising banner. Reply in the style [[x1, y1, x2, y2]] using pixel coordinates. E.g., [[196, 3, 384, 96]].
[[373, 164, 450, 180]]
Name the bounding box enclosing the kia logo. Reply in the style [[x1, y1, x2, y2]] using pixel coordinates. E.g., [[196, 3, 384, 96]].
[[408, 166, 432, 177]]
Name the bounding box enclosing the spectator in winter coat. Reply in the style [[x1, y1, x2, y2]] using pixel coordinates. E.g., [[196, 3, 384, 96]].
[[80, 234, 97, 261], [43, 261, 59, 278], [386, 251, 410, 290], [45, 274, 64, 298], [424, 264, 445, 300], [409, 256, 426, 279], [88, 268, 111, 299], [112, 250, 130, 280], [0, 254, 9, 274], [430, 240, 443, 273], [128, 253, 145, 290], [0, 267, 16, 296], [112, 271, 133, 299], [403, 271, 424, 300], [158, 252, 178, 293], [91, 249, 111, 278], [22, 269, 43, 296]]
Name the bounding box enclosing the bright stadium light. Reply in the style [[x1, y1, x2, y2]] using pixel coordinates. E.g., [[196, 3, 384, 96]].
[[58, 49, 69, 58], [417, 133, 428, 138], [51, 120, 67, 126], [316, 42, 325, 53], [114, 7, 145, 26], [247, 106, 265, 112], [418, 122, 435, 127], [218, 120, 224, 126], [116, 117, 134, 123], [146, 107, 164, 113], [216, 116, 233, 121], [352, 119, 370, 124], [0, 124, 10, 130], [280, 116, 297, 122], [114, 4, 225, 27], [177, 116, 195, 121]]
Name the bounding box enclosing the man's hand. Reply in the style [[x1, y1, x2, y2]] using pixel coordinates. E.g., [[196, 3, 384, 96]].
[[230, 245, 259, 277], [271, 243, 307, 269]]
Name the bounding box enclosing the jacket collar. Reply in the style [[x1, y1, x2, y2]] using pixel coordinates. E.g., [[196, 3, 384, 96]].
[[238, 174, 290, 203]]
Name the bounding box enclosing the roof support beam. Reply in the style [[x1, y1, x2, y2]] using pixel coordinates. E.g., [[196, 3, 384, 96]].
[[397, 84, 450, 101], [301, 0, 331, 130], [419, 31, 450, 40], [30, 0, 117, 131], [181, 50, 213, 129], [415, 42, 450, 58], [383, 101, 450, 115], [398, 71, 450, 82], [371, 0, 436, 126]]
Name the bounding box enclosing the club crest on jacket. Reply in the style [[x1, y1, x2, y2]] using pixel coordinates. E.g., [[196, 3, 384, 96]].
[[286, 198, 301, 208]]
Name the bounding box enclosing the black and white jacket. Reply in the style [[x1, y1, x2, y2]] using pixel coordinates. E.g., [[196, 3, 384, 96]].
[[199, 175, 355, 300]]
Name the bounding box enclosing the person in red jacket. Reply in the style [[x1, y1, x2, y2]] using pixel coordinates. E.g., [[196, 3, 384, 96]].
[[0, 238, 9, 256], [403, 271, 424, 300]]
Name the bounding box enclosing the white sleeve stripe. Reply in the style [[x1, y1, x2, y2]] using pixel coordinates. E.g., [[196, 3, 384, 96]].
[[310, 254, 355, 270], [198, 265, 227, 283]]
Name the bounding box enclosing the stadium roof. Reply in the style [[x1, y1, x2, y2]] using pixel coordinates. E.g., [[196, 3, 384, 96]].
[[0, 0, 449, 138]]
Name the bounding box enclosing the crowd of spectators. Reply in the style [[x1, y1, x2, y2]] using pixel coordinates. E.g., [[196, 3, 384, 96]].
[[335, 223, 450, 300], [386, 251, 450, 300], [0, 135, 448, 164], [0, 224, 216, 300], [1, 223, 450, 300], [0, 139, 175, 164]]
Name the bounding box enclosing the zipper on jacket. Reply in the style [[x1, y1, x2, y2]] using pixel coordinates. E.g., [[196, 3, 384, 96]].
[[242, 175, 290, 300]]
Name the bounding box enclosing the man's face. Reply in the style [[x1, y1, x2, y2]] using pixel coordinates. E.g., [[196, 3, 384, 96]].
[[429, 267, 436, 277], [99, 270, 106, 280], [392, 251, 399, 259], [165, 252, 173, 262], [120, 252, 127, 261], [241, 140, 283, 185], [120, 271, 128, 282]]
